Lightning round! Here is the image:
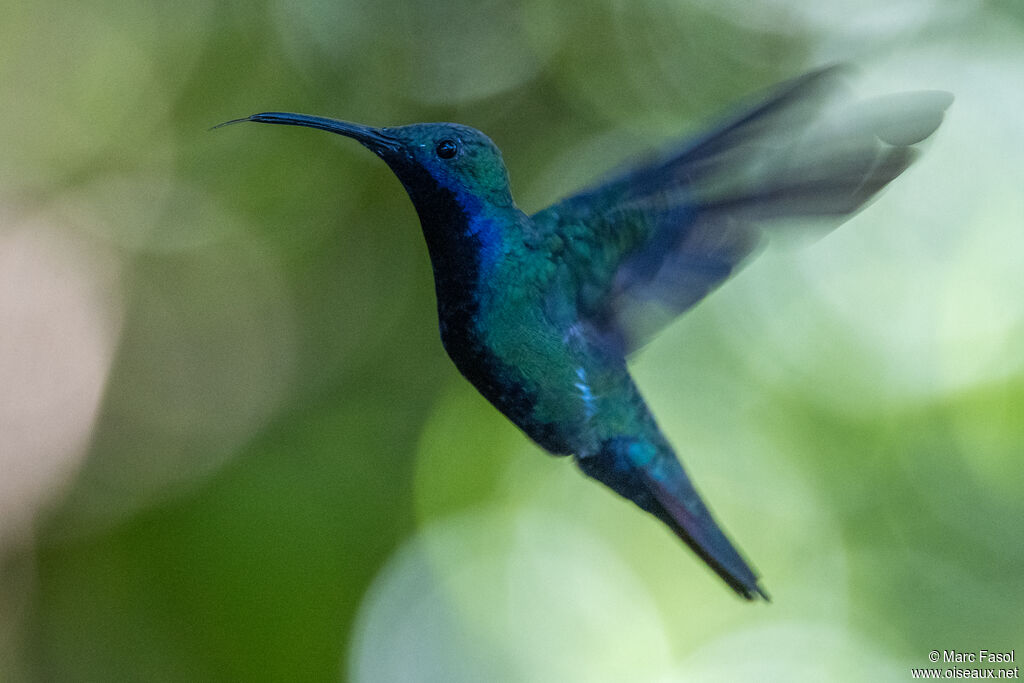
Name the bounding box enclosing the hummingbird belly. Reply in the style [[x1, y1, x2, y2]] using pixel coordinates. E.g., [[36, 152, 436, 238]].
[[437, 296, 578, 455], [447, 289, 651, 458]]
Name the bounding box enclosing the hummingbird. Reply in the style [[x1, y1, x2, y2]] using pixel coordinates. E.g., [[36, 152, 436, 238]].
[[218, 67, 951, 600]]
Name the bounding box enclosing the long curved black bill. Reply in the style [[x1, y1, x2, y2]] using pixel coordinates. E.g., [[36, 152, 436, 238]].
[[212, 112, 399, 152]]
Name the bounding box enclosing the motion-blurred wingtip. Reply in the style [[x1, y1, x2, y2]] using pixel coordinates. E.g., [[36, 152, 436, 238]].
[[928, 90, 955, 111]]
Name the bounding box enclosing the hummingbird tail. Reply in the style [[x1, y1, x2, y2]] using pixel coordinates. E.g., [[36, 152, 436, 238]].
[[577, 438, 768, 601]]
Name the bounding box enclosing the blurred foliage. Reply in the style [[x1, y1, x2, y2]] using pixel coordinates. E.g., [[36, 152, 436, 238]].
[[1, 0, 1022, 681]]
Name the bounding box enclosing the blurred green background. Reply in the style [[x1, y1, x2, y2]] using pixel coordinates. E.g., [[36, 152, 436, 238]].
[[1, 0, 1022, 681]]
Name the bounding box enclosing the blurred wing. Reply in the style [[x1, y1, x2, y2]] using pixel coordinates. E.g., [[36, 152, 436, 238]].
[[532, 66, 952, 355]]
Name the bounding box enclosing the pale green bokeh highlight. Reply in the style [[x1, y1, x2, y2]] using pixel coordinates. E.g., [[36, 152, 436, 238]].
[[0, 0, 1022, 681]]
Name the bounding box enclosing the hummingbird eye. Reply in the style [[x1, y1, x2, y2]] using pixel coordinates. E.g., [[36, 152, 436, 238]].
[[435, 138, 459, 159]]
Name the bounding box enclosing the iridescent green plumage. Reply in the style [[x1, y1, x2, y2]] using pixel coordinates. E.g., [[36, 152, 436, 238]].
[[220, 66, 951, 600]]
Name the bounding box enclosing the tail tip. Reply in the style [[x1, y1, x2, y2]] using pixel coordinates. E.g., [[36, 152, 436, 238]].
[[737, 580, 771, 602]]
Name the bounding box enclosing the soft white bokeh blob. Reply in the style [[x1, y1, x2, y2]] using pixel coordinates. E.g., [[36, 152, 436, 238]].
[[673, 621, 908, 682], [0, 220, 122, 546], [349, 508, 674, 683]]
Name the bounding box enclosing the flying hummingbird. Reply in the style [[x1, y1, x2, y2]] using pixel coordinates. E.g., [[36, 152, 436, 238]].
[[218, 67, 951, 600]]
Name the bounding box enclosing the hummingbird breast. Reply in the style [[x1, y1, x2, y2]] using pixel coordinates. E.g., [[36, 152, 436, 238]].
[[435, 277, 578, 456]]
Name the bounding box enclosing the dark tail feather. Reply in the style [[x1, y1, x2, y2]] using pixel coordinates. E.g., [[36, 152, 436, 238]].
[[577, 438, 768, 601]]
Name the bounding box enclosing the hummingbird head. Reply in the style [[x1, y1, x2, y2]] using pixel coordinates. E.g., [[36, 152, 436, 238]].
[[216, 113, 516, 215], [216, 112, 528, 289]]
